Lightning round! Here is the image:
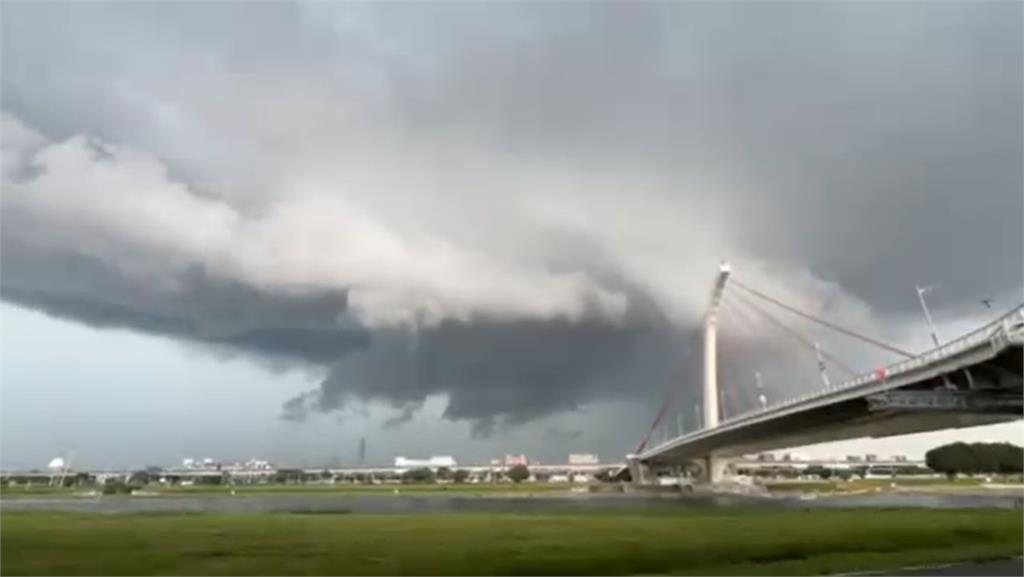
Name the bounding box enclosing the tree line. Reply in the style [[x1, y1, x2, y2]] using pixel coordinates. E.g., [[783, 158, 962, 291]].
[[400, 464, 530, 484], [925, 442, 1023, 478]]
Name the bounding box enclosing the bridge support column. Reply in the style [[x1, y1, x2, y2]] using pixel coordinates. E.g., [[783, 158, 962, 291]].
[[706, 454, 730, 484], [626, 454, 652, 485]]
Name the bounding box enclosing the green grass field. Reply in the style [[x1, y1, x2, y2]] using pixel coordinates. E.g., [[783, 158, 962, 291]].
[[2, 508, 1021, 575]]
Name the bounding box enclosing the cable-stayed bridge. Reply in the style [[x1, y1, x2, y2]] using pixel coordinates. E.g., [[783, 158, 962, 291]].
[[628, 263, 1023, 484]]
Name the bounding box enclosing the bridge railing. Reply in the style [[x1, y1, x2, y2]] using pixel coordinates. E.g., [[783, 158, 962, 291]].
[[720, 303, 1024, 426]]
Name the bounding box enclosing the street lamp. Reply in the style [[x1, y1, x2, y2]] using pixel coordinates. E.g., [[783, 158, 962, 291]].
[[814, 343, 831, 388], [917, 285, 961, 391], [755, 371, 767, 410], [915, 285, 941, 347]]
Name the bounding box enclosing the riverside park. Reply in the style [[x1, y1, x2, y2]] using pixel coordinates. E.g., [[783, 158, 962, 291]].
[[2, 478, 1023, 576]]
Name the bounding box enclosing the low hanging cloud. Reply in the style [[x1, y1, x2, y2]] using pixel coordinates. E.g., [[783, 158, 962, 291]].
[[1, 115, 630, 330], [1, 2, 1020, 435]]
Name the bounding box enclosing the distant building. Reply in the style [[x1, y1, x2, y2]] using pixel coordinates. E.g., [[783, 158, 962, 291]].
[[892, 455, 908, 462], [504, 454, 528, 466], [865, 454, 878, 462], [181, 458, 223, 470], [846, 455, 863, 462], [394, 456, 456, 471], [568, 453, 599, 465]]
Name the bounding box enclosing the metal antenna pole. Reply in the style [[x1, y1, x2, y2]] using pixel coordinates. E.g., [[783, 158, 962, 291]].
[[755, 371, 767, 410], [916, 285, 941, 347]]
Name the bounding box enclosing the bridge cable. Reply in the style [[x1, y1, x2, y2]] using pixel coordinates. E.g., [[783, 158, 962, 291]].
[[715, 304, 759, 418], [634, 380, 681, 455], [719, 289, 763, 337], [725, 290, 860, 378], [730, 278, 915, 358]]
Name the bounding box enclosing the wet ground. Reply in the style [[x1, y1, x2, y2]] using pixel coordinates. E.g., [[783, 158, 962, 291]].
[[2, 490, 1020, 514]]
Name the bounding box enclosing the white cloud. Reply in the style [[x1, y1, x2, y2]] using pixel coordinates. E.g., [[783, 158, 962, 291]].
[[2, 118, 631, 328]]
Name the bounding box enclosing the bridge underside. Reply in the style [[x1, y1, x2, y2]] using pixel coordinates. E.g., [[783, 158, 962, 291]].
[[643, 343, 1022, 468]]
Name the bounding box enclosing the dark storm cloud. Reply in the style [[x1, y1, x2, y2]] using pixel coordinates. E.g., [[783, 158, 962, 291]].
[[545, 426, 583, 442], [0, 240, 369, 365], [382, 404, 422, 429], [0, 1, 1020, 438], [281, 293, 696, 433], [376, 2, 1022, 312]]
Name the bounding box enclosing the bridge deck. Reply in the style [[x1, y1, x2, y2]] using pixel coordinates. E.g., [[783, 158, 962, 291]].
[[640, 306, 1024, 465]]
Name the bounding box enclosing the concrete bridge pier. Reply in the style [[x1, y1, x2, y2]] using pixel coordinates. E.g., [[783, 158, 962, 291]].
[[626, 454, 652, 484], [705, 454, 731, 484]]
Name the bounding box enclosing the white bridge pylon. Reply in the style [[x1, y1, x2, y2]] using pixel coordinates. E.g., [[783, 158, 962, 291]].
[[704, 261, 731, 431]]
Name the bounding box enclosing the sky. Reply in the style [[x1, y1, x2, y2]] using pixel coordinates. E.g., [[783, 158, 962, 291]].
[[1, 1, 1021, 470]]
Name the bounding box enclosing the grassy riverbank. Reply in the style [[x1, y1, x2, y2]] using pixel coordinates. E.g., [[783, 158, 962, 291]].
[[2, 508, 1021, 575]]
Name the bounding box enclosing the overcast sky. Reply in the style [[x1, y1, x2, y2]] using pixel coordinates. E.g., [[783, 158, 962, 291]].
[[1, 1, 1021, 470]]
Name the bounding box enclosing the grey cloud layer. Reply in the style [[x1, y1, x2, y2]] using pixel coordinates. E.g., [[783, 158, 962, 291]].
[[1, 2, 1020, 436]]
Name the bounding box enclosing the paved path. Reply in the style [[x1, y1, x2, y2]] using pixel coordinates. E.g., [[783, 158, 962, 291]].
[[887, 557, 1023, 576]]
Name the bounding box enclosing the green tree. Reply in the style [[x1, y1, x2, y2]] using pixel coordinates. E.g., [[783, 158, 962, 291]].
[[805, 465, 832, 480], [452, 469, 470, 483], [102, 479, 133, 495], [926, 442, 1023, 478], [274, 469, 302, 484], [435, 467, 453, 481], [507, 464, 530, 483], [990, 443, 1024, 473], [128, 471, 151, 486], [401, 468, 435, 484]]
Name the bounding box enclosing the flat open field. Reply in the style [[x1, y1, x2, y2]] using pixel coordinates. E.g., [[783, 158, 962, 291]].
[[2, 508, 1021, 575]]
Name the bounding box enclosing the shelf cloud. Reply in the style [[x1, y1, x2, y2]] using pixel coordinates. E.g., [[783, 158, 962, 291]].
[[2, 2, 1020, 435]]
